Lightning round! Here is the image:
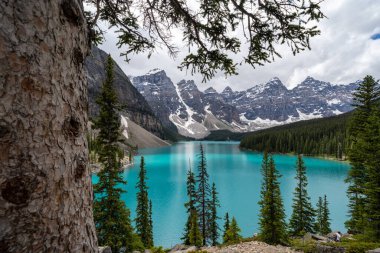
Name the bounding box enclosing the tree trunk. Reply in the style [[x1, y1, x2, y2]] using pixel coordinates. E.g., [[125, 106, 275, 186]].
[[0, 0, 98, 252]]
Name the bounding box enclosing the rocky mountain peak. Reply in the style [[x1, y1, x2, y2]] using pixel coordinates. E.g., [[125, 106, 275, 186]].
[[244, 78, 287, 97], [269, 76, 281, 82], [222, 86, 233, 94], [204, 87, 218, 94], [266, 77, 287, 89], [146, 68, 165, 75], [298, 76, 332, 90], [304, 76, 315, 82], [177, 79, 198, 91]]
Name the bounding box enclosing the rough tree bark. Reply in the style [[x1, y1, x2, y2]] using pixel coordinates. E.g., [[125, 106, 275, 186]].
[[0, 0, 98, 252]]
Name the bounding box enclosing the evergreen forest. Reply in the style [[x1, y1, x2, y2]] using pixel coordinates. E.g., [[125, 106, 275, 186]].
[[240, 112, 352, 159]]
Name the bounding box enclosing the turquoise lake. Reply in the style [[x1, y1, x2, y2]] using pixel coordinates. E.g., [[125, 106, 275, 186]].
[[92, 141, 351, 248]]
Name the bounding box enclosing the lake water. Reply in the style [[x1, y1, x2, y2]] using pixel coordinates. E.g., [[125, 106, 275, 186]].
[[92, 141, 350, 248]]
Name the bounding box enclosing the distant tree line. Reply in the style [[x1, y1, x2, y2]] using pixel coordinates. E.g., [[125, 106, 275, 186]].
[[240, 112, 352, 159]]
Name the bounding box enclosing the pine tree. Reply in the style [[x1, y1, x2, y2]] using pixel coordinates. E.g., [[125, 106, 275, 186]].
[[223, 217, 242, 244], [189, 210, 203, 247], [321, 195, 332, 235], [209, 183, 221, 246], [148, 200, 154, 247], [289, 155, 316, 236], [315, 197, 324, 235], [362, 106, 380, 240], [261, 151, 270, 194], [182, 167, 197, 245], [136, 156, 153, 248], [258, 155, 289, 245], [223, 212, 230, 241], [196, 144, 212, 245], [93, 55, 139, 252], [346, 75, 380, 234]]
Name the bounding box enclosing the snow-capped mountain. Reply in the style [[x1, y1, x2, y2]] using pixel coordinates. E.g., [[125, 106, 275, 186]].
[[130, 69, 185, 131], [130, 71, 243, 138], [130, 69, 358, 139]]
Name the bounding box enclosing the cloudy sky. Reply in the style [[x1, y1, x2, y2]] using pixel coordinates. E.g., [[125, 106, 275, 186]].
[[98, 0, 380, 92]]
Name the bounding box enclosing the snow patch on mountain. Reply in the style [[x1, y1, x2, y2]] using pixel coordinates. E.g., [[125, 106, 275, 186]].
[[296, 109, 323, 120], [147, 68, 164, 75], [239, 108, 324, 131], [169, 113, 208, 137], [204, 105, 212, 114], [327, 98, 341, 105], [172, 83, 209, 138], [332, 109, 344, 115], [239, 113, 289, 130], [121, 115, 129, 139], [203, 105, 235, 132]]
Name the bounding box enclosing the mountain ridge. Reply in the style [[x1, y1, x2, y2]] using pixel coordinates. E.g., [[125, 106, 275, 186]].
[[130, 69, 358, 139]]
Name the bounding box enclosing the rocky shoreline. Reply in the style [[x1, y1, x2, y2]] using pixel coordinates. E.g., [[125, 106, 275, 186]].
[[99, 239, 380, 253], [202, 241, 298, 253], [165, 241, 298, 253]]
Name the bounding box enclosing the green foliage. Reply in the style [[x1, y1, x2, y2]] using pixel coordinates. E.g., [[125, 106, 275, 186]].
[[222, 212, 230, 240], [362, 106, 380, 240], [183, 145, 222, 246], [291, 237, 380, 253], [135, 156, 154, 248], [290, 238, 317, 253], [325, 236, 380, 253], [321, 195, 332, 235], [195, 144, 212, 245], [315, 196, 323, 234], [240, 112, 352, 159], [209, 183, 221, 246], [189, 210, 203, 247], [260, 151, 269, 195], [149, 200, 153, 246], [315, 195, 332, 235], [85, 0, 324, 81], [150, 246, 166, 253], [258, 155, 289, 245], [130, 233, 145, 252], [93, 55, 138, 252], [223, 217, 242, 245], [343, 241, 380, 253], [289, 155, 316, 236], [182, 167, 197, 245], [346, 75, 380, 239]]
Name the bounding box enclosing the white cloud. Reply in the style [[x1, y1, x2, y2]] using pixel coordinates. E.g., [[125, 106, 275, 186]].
[[98, 0, 380, 92]]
